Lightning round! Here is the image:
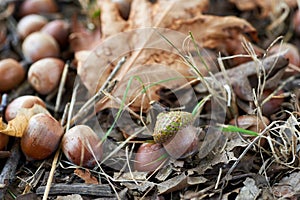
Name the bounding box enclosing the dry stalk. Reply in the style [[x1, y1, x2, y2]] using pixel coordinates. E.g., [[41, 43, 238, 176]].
[[55, 62, 69, 114]]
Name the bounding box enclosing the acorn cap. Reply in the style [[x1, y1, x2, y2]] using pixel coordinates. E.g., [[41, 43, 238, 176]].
[[153, 111, 193, 143]]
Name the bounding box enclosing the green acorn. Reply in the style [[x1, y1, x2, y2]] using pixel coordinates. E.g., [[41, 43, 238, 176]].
[[153, 111, 194, 143]]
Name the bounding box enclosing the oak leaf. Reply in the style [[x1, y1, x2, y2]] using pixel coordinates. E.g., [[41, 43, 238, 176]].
[[78, 0, 257, 112]]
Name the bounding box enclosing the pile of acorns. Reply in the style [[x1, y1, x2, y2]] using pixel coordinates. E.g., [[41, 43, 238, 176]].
[[0, 0, 104, 169]]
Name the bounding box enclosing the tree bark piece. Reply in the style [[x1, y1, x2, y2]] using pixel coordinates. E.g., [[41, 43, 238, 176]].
[[36, 183, 114, 197]]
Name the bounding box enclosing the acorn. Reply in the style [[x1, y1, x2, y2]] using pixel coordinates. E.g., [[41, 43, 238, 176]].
[[21, 113, 64, 161], [163, 126, 199, 159], [152, 111, 194, 144], [19, 0, 58, 17], [17, 14, 48, 40], [22, 32, 60, 62], [28, 58, 65, 95], [62, 125, 103, 168], [41, 20, 70, 48], [0, 58, 26, 92], [5, 95, 45, 121], [134, 143, 169, 172], [261, 89, 284, 117], [0, 133, 9, 151]]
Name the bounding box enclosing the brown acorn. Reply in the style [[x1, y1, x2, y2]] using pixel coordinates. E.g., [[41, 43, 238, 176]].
[[62, 125, 103, 168], [5, 95, 45, 121], [163, 126, 199, 159], [21, 113, 63, 161], [134, 143, 169, 172], [0, 133, 9, 151]]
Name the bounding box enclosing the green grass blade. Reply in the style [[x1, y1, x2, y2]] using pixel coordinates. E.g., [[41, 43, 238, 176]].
[[219, 124, 259, 136], [101, 75, 145, 142]]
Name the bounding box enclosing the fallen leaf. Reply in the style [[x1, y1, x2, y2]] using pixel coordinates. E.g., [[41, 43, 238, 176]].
[[236, 178, 260, 200], [0, 104, 49, 137], [78, 0, 257, 112], [96, 63, 195, 112], [100, 0, 210, 39], [157, 172, 188, 194], [272, 172, 300, 199], [74, 168, 99, 184], [121, 181, 155, 193], [114, 171, 148, 181], [175, 14, 257, 49], [191, 132, 241, 175]]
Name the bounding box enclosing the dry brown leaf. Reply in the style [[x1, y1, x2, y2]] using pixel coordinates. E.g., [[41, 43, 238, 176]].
[[80, 27, 210, 111], [100, 0, 209, 39], [74, 169, 99, 184], [175, 15, 257, 49], [272, 172, 300, 199], [96, 61, 197, 112], [78, 0, 257, 112], [157, 173, 188, 194], [0, 104, 49, 137]]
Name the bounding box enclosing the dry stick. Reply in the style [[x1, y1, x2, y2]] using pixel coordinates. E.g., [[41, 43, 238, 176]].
[[54, 61, 70, 115], [42, 148, 60, 200], [0, 139, 21, 199]]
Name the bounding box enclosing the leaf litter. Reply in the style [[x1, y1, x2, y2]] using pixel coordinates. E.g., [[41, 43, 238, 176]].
[[2, 0, 300, 199]]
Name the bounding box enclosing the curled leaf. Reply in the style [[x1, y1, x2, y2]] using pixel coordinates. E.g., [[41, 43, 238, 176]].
[[74, 168, 99, 184], [0, 104, 49, 137]]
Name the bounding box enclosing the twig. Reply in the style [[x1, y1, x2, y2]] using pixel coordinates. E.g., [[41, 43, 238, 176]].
[[0, 94, 8, 118], [42, 147, 61, 200], [54, 61, 70, 115], [0, 139, 21, 199]]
